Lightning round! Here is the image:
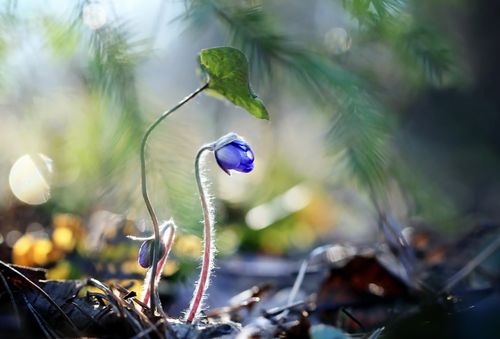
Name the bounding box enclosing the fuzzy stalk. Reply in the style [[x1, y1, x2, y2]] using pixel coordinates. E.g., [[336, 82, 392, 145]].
[[140, 83, 208, 314], [185, 145, 215, 323], [141, 221, 177, 308]]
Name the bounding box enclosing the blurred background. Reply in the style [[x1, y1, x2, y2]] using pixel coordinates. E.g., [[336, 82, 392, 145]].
[[0, 0, 499, 312]]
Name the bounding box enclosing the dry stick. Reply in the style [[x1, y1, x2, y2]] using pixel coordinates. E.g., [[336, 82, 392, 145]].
[[95, 304, 112, 321], [278, 247, 326, 321], [185, 146, 215, 323], [88, 278, 146, 335], [441, 234, 500, 293], [131, 319, 169, 339], [88, 278, 125, 318], [106, 286, 144, 336], [110, 283, 159, 338], [113, 283, 160, 335], [70, 301, 103, 330], [140, 83, 208, 315], [0, 271, 21, 328], [340, 307, 366, 331], [88, 288, 145, 336], [0, 261, 80, 335], [265, 300, 306, 318], [287, 259, 308, 307]]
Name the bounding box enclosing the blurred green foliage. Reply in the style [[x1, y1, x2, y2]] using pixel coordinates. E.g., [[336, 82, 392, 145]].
[[0, 0, 488, 264]]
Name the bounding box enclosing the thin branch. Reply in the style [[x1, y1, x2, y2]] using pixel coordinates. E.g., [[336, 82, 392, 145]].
[[441, 234, 500, 293]]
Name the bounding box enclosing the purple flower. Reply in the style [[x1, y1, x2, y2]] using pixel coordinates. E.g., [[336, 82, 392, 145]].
[[138, 239, 166, 268], [214, 134, 254, 175]]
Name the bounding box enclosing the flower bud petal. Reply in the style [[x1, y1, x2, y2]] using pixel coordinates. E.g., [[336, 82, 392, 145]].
[[214, 134, 254, 174], [138, 239, 166, 268]]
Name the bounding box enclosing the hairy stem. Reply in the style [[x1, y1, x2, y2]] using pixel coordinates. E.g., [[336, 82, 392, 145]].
[[185, 145, 215, 323], [142, 222, 176, 309], [140, 83, 208, 314]]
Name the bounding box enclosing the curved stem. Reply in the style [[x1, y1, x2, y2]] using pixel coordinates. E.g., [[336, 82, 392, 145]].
[[140, 83, 208, 314], [185, 145, 214, 323], [142, 222, 176, 309]]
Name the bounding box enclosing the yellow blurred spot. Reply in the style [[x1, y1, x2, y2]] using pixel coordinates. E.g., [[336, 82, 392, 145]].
[[12, 234, 35, 266], [47, 261, 71, 280], [162, 260, 179, 276], [78, 285, 109, 299], [111, 279, 142, 297], [9, 154, 53, 205], [107, 263, 117, 274], [32, 239, 53, 266], [290, 223, 315, 250], [216, 228, 240, 255], [121, 259, 145, 275], [261, 229, 288, 255], [175, 234, 202, 258], [52, 227, 75, 251], [53, 214, 85, 241], [123, 220, 137, 236]]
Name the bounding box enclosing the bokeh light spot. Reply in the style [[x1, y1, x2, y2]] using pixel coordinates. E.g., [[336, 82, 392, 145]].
[[9, 154, 53, 205], [6, 230, 22, 247], [53, 227, 76, 251], [324, 27, 351, 55], [32, 239, 53, 266], [83, 3, 107, 30], [174, 235, 202, 258], [12, 234, 34, 266], [162, 260, 179, 276]]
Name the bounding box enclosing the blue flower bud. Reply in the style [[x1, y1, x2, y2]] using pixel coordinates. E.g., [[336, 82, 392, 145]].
[[213, 134, 254, 175], [138, 239, 166, 268]]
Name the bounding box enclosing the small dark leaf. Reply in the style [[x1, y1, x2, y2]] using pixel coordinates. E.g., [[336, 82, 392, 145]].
[[198, 47, 269, 120]]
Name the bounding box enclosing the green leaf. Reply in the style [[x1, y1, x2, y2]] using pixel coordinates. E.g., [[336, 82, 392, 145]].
[[198, 46, 269, 120]]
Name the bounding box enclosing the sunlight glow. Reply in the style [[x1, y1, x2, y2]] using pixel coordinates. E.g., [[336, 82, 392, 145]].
[[324, 27, 351, 55], [9, 154, 53, 205], [83, 3, 108, 30], [245, 184, 311, 230]]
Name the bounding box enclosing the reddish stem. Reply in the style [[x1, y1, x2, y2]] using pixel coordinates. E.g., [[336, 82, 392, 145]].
[[142, 222, 176, 307], [185, 146, 213, 323]]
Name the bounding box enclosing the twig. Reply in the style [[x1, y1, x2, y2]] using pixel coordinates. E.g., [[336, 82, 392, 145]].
[[264, 300, 306, 318], [366, 326, 385, 339], [88, 278, 125, 318], [130, 319, 166, 339], [70, 301, 103, 330], [441, 234, 500, 293], [112, 282, 162, 338], [95, 304, 112, 321], [340, 307, 366, 331]]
